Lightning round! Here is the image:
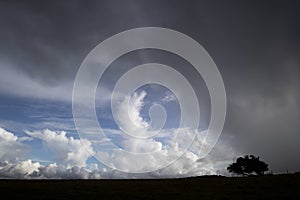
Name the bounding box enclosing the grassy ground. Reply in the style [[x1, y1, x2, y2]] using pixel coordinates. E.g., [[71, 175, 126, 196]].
[[0, 174, 299, 200]]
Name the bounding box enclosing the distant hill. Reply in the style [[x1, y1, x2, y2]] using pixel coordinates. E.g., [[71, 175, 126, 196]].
[[1, 174, 300, 200]]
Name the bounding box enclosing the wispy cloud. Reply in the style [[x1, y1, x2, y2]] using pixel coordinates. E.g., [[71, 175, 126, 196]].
[[0, 63, 73, 102]]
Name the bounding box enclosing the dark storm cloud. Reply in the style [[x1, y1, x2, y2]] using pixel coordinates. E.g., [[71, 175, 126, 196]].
[[0, 0, 300, 173], [1, 0, 299, 82], [0, 0, 157, 83]]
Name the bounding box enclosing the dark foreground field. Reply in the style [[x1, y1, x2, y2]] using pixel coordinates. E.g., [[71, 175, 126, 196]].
[[1, 174, 300, 200]]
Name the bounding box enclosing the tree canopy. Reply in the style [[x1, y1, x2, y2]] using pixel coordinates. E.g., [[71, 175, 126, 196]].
[[227, 155, 269, 176]]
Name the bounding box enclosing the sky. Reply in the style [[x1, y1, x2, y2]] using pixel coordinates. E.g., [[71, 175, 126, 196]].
[[0, 0, 300, 178]]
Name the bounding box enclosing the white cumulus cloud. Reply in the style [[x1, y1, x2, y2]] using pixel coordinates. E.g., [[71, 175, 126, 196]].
[[0, 127, 30, 162], [26, 129, 94, 168]]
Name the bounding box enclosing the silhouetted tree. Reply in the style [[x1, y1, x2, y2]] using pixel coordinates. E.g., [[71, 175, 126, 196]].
[[227, 155, 268, 176]]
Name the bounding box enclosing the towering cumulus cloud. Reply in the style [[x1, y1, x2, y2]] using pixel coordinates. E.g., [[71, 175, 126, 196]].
[[0, 122, 237, 179]]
